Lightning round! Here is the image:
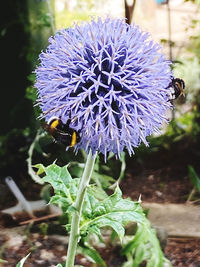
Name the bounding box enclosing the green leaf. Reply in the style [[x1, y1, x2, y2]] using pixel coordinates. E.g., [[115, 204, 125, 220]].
[[87, 184, 108, 200], [35, 163, 80, 214], [78, 245, 106, 267], [134, 243, 145, 264], [16, 253, 30, 267], [121, 219, 172, 267], [26, 86, 37, 101], [80, 187, 144, 242], [92, 171, 115, 189], [188, 165, 200, 192], [82, 191, 99, 218], [43, 164, 72, 186], [42, 164, 73, 197], [33, 163, 171, 267]]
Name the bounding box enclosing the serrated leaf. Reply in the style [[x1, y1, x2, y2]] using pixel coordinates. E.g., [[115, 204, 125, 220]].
[[36, 164, 168, 267], [42, 164, 73, 196], [39, 164, 80, 214], [87, 184, 108, 200], [78, 245, 106, 267], [43, 164, 72, 186], [80, 187, 144, 242], [16, 253, 30, 267], [188, 165, 200, 192]]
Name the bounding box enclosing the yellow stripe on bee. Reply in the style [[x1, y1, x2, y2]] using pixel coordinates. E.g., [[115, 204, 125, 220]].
[[50, 119, 59, 129], [70, 131, 77, 147]]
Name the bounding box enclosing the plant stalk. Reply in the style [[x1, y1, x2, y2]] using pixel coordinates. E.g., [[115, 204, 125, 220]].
[[27, 130, 46, 185], [65, 150, 97, 267]]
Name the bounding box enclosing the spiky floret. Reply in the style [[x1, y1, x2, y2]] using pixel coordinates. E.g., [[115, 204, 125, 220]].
[[35, 17, 172, 158]]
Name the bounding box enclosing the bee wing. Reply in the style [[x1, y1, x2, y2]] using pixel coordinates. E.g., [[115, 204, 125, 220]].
[[176, 82, 185, 97], [55, 129, 72, 136], [42, 123, 70, 136]]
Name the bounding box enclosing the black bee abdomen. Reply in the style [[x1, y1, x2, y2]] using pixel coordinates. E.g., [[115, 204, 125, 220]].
[[44, 117, 81, 147]]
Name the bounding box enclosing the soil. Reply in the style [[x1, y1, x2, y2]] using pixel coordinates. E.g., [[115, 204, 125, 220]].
[[0, 137, 200, 266], [122, 136, 200, 204], [0, 232, 200, 267], [165, 238, 200, 267]]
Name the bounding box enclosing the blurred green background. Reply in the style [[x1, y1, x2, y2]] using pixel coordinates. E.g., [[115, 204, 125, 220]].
[[1, 0, 200, 184]]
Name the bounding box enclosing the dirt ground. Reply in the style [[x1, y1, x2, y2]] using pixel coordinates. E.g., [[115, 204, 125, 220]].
[[0, 231, 199, 267]]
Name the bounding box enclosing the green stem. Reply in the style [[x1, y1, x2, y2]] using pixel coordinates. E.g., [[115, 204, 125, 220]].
[[27, 130, 46, 185], [65, 150, 97, 267]]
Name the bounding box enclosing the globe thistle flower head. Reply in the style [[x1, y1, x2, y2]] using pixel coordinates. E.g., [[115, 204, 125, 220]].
[[35, 17, 172, 159]]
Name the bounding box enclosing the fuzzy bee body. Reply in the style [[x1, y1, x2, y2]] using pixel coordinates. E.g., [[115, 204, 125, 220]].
[[44, 117, 80, 147], [168, 78, 185, 100]]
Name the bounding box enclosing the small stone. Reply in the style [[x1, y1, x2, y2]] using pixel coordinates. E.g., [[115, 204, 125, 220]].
[[61, 255, 67, 261], [163, 262, 172, 267], [155, 190, 163, 197], [56, 245, 65, 251], [7, 234, 26, 249], [35, 241, 42, 247], [80, 257, 88, 264], [32, 233, 39, 239], [142, 202, 200, 238], [40, 249, 55, 260], [148, 175, 154, 181]]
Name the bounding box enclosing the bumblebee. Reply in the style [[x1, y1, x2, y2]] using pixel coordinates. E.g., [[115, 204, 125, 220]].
[[168, 78, 185, 100], [44, 117, 80, 147]]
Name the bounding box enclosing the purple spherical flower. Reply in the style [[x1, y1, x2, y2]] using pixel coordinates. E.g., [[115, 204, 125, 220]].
[[35, 17, 172, 158]]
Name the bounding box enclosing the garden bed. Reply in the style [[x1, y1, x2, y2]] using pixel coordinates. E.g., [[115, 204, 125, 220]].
[[0, 138, 200, 266], [0, 230, 200, 266]]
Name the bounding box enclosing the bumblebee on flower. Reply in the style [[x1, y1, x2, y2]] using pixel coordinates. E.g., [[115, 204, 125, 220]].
[[35, 17, 173, 159]]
